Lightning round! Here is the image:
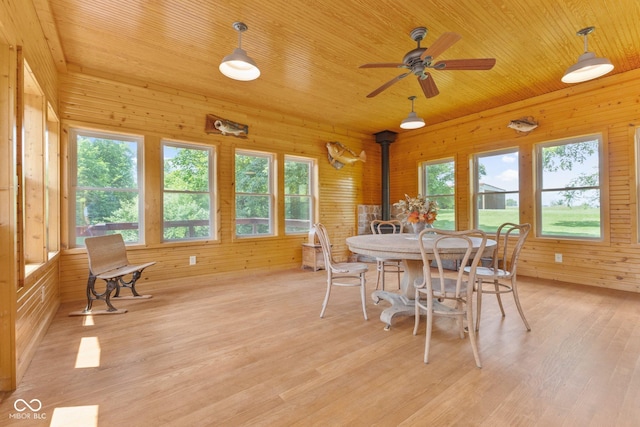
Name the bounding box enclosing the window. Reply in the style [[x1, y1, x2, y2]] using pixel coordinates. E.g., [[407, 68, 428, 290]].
[[70, 129, 143, 247], [235, 150, 274, 237], [162, 141, 215, 241], [537, 135, 602, 238], [419, 158, 455, 230], [22, 61, 47, 270], [45, 103, 60, 258], [473, 149, 520, 232], [284, 156, 314, 234]]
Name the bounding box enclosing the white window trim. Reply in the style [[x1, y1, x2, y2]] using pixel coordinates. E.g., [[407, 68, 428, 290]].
[[161, 139, 217, 242], [419, 157, 456, 230], [68, 128, 144, 247], [234, 149, 275, 238], [284, 155, 316, 235], [472, 148, 520, 231], [535, 134, 604, 240]]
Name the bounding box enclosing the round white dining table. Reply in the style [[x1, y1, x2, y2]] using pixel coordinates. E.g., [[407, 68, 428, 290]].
[[346, 232, 496, 330]]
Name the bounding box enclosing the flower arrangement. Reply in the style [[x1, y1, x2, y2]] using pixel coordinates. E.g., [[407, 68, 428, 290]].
[[393, 194, 438, 224]]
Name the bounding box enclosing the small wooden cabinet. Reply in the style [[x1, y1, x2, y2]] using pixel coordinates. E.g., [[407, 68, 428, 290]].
[[301, 243, 325, 271]]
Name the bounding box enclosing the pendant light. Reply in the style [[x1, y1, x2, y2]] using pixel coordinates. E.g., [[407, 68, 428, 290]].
[[219, 22, 260, 81], [400, 96, 425, 129], [562, 26, 613, 84]]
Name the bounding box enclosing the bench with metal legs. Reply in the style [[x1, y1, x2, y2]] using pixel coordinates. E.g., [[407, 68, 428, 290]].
[[70, 234, 156, 316]]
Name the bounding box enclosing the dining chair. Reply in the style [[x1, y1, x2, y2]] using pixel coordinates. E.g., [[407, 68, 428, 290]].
[[370, 219, 404, 290], [464, 222, 531, 331], [413, 229, 487, 368], [314, 223, 369, 320]]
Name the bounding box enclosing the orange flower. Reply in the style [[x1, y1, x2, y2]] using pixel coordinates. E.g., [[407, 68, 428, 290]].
[[407, 211, 420, 223]]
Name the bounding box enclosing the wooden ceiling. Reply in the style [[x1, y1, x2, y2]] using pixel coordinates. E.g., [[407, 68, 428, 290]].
[[37, 0, 640, 135]]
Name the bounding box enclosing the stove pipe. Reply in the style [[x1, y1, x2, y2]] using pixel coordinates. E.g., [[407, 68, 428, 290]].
[[374, 130, 398, 220]]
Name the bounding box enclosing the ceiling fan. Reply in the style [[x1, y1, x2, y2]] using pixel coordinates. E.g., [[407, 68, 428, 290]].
[[360, 27, 496, 98]]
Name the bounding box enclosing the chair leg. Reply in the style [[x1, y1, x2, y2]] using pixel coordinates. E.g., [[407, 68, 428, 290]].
[[320, 280, 332, 318], [467, 303, 482, 368], [375, 261, 383, 290], [115, 270, 143, 297], [424, 297, 433, 364], [360, 273, 368, 320], [494, 279, 506, 317], [413, 299, 421, 336], [396, 264, 401, 290], [456, 300, 465, 339], [475, 278, 483, 332], [511, 278, 531, 331]]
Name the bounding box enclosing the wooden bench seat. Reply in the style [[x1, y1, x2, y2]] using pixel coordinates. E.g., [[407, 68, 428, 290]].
[[70, 234, 156, 316]]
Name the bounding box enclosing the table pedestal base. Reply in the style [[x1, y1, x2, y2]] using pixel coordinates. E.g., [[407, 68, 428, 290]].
[[372, 290, 424, 330], [372, 290, 448, 331]]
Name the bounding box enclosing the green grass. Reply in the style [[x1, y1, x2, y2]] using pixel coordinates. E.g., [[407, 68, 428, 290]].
[[432, 206, 601, 238]]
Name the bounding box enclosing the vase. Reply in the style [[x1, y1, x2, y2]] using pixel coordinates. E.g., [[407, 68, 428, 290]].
[[410, 222, 425, 235]]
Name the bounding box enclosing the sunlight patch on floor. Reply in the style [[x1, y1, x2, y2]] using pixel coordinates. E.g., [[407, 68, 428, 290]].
[[50, 405, 99, 427], [74, 337, 101, 368]]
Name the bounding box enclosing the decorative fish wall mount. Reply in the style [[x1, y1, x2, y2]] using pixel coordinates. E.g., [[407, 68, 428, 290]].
[[205, 114, 248, 138], [507, 116, 538, 134], [326, 141, 366, 169]]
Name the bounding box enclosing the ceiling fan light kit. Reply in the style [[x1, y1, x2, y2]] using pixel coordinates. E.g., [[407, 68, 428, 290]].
[[400, 96, 425, 129], [219, 22, 261, 81], [562, 26, 613, 84]]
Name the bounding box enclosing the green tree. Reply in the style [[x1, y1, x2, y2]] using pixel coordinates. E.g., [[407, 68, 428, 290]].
[[285, 159, 311, 228], [235, 153, 271, 234], [76, 137, 137, 226], [542, 140, 599, 207], [164, 147, 209, 192], [425, 162, 454, 197], [162, 146, 211, 240]]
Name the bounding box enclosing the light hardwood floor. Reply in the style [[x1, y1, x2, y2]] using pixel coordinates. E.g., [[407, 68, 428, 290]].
[[2, 266, 640, 426]]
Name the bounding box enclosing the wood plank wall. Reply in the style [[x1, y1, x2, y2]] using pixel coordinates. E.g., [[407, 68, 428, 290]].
[[57, 69, 380, 302], [0, 0, 61, 390], [390, 68, 640, 293], [57, 67, 640, 301]]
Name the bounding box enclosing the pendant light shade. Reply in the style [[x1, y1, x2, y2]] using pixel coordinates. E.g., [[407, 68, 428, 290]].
[[219, 22, 260, 81], [562, 26, 613, 84], [400, 96, 425, 129]]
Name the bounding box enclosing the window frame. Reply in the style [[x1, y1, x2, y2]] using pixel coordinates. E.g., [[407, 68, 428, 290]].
[[284, 155, 316, 235], [472, 148, 520, 232], [419, 157, 456, 230], [161, 139, 217, 242], [536, 134, 604, 240], [68, 127, 144, 248], [234, 149, 276, 238]]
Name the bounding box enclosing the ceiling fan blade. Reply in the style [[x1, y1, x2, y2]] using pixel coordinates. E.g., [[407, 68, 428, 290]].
[[420, 32, 462, 61], [419, 73, 439, 98], [366, 72, 410, 98], [360, 63, 406, 69], [434, 58, 496, 70]]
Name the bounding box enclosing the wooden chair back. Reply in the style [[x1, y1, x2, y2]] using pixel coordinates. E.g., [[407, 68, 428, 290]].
[[85, 234, 129, 275], [370, 219, 403, 235], [313, 223, 336, 271], [419, 229, 487, 299], [493, 223, 531, 277]]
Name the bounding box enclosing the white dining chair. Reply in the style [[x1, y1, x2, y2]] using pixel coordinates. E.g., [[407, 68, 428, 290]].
[[314, 223, 369, 320], [464, 222, 531, 331], [370, 219, 404, 290], [413, 229, 487, 368]]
